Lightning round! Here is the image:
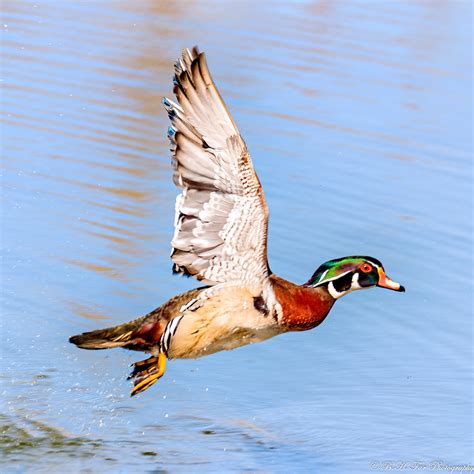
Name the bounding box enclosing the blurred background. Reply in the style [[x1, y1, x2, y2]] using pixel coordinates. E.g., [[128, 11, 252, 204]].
[[1, 1, 472, 472]]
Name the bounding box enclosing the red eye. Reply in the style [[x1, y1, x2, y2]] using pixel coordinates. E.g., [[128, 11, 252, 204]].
[[361, 263, 372, 273]]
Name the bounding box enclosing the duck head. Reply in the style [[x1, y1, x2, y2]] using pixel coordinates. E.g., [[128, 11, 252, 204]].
[[305, 256, 405, 299]]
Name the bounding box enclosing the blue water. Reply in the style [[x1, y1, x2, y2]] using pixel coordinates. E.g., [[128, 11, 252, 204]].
[[1, 1, 472, 472]]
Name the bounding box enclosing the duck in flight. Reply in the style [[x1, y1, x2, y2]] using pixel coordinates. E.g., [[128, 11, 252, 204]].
[[70, 47, 405, 396]]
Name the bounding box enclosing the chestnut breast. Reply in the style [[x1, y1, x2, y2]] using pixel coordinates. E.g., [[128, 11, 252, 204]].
[[270, 275, 335, 331]]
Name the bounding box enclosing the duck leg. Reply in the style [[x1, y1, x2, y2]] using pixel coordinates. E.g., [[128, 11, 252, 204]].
[[129, 353, 167, 396]]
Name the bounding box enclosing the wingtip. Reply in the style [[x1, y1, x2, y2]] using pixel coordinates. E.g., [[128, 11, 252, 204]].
[[180, 46, 202, 62], [187, 45, 200, 56]]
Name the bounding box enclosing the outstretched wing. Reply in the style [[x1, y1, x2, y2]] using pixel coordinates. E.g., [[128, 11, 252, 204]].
[[163, 47, 270, 286]]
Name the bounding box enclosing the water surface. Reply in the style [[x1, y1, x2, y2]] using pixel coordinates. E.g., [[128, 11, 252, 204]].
[[1, 1, 472, 472]]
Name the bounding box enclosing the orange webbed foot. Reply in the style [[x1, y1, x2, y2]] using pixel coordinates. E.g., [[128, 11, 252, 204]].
[[129, 353, 167, 396]]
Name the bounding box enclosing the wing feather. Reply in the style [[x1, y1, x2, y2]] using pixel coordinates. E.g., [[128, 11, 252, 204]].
[[163, 47, 270, 285]]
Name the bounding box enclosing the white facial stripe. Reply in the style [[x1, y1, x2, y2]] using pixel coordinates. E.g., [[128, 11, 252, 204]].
[[317, 269, 329, 284], [313, 270, 352, 288]]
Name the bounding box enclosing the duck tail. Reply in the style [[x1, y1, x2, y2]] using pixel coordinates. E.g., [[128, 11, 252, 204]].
[[69, 316, 146, 350]]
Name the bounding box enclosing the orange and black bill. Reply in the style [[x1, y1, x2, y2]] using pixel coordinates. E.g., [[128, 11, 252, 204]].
[[377, 268, 405, 292]]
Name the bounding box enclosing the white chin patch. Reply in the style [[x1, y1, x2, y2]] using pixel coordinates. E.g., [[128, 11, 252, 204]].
[[327, 281, 346, 299], [328, 273, 362, 299], [351, 272, 362, 290]]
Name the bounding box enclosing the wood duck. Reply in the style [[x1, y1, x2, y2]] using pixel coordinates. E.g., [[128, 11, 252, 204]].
[[70, 47, 404, 396]]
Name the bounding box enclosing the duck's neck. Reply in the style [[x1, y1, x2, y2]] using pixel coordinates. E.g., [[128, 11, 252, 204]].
[[270, 275, 335, 331]]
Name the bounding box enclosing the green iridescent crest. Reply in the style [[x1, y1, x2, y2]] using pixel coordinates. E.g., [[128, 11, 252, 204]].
[[307, 256, 383, 287]]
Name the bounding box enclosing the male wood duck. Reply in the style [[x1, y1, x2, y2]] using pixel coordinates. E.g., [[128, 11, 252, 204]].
[[70, 47, 404, 396]]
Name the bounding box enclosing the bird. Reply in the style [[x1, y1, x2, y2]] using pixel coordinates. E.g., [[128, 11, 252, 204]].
[[69, 46, 405, 396]]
